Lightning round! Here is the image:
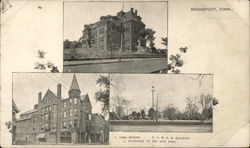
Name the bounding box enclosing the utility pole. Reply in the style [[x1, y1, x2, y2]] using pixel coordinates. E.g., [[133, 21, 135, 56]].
[[151, 86, 155, 121]]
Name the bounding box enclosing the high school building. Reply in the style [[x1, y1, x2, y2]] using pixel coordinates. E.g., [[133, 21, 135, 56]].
[[81, 8, 146, 52], [15, 74, 109, 144]]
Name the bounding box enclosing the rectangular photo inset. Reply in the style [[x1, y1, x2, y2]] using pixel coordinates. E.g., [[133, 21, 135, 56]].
[[109, 74, 213, 133], [12, 73, 109, 145], [63, 1, 168, 73]]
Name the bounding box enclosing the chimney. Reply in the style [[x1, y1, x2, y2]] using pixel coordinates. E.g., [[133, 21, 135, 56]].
[[38, 92, 42, 104], [57, 83, 61, 100], [34, 104, 38, 109], [131, 8, 134, 12], [135, 10, 138, 15]]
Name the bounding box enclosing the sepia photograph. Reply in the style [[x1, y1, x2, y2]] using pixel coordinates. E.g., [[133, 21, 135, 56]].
[[12, 73, 110, 145], [63, 1, 168, 73], [109, 74, 215, 133]]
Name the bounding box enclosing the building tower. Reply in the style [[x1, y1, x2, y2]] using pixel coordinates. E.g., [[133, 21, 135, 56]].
[[68, 74, 81, 98]]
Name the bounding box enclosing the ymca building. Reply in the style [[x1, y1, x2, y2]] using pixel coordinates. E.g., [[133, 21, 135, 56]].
[[14, 74, 109, 144]]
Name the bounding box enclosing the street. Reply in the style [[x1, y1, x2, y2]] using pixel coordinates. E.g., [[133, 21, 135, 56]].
[[110, 120, 212, 132], [110, 124, 212, 133], [63, 58, 167, 73]]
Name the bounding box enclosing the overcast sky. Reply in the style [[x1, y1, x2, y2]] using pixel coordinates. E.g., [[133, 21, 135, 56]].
[[64, 1, 168, 49], [13, 73, 107, 117], [110, 74, 213, 113]]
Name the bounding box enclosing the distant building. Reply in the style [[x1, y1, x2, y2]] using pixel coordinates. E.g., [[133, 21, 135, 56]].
[[12, 99, 20, 144], [15, 74, 109, 144], [81, 8, 146, 52]]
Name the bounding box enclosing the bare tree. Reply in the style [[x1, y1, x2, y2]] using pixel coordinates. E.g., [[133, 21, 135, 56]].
[[199, 94, 214, 120], [185, 97, 200, 120], [111, 95, 130, 119]]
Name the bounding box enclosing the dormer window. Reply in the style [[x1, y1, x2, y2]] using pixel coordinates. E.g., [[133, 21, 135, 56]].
[[74, 98, 77, 104], [63, 101, 67, 108]]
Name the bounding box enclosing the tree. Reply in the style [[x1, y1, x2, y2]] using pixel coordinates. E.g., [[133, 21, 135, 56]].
[[185, 97, 200, 120], [141, 110, 146, 120], [148, 107, 155, 120], [162, 104, 178, 120], [161, 37, 168, 48], [64, 39, 71, 49], [34, 50, 59, 72], [138, 28, 156, 50], [160, 37, 168, 54], [95, 75, 110, 115], [199, 94, 214, 120], [109, 112, 118, 120], [131, 111, 138, 120], [167, 47, 188, 74], [110, 95, 130, 119]]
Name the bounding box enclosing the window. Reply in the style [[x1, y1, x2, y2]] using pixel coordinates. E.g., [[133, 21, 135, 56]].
[[45, 123, 50, 131], [45, 114, 49, 120], [74, 119, 78, 128], [70, 98, 73, 104], [48, 106, 51, 111], [33, 127, 36, 131], [33, 118, 36, 123], [98, 27, 104, 34], [41, 107, 44, 113], [69, 109, 73, 116], [126, 37, 130, 42], [99, 45, 104, 50], [74, 108, 78, 115], [63, 121, 67, 129], [45, 106, 48, 112], [89, 114, 92, 120], [53, 104, 57, 110], [53, 112, 57, 120], [125, 27, 130, 33], [69, 121, 73, 128], [99, 36, 104, 42], [52, 123, 56, 129], [40, 124, 44, 130], [63, 111, 66, 118], [63, 101, 67, 108], [74, 98, 78, 104], [60, 132, 71, 143], [126, 45, 130, 50]]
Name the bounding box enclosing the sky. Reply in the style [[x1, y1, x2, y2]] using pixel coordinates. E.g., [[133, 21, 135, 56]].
[[13, 73, 107, 118], [64, 1, 168, 49], [110, 74, 213, 114]]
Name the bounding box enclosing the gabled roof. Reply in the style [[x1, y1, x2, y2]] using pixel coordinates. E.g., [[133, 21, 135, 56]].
[[12, 99, 20, 113], [42, 89, 57, 101], [69, 74, 80, 91], [81, 94, 92, 108], [20, 109, 38, 116]]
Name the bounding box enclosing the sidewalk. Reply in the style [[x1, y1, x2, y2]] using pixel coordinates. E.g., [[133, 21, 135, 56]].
[[64, 58, 167, 66]]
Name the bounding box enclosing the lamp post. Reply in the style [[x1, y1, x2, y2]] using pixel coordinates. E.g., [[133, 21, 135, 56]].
[[151, 86, 155, 121]]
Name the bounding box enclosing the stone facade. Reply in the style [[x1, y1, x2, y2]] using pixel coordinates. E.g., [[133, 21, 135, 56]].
[[81, 8, 146, 52], [15, 74, 109, 144]]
